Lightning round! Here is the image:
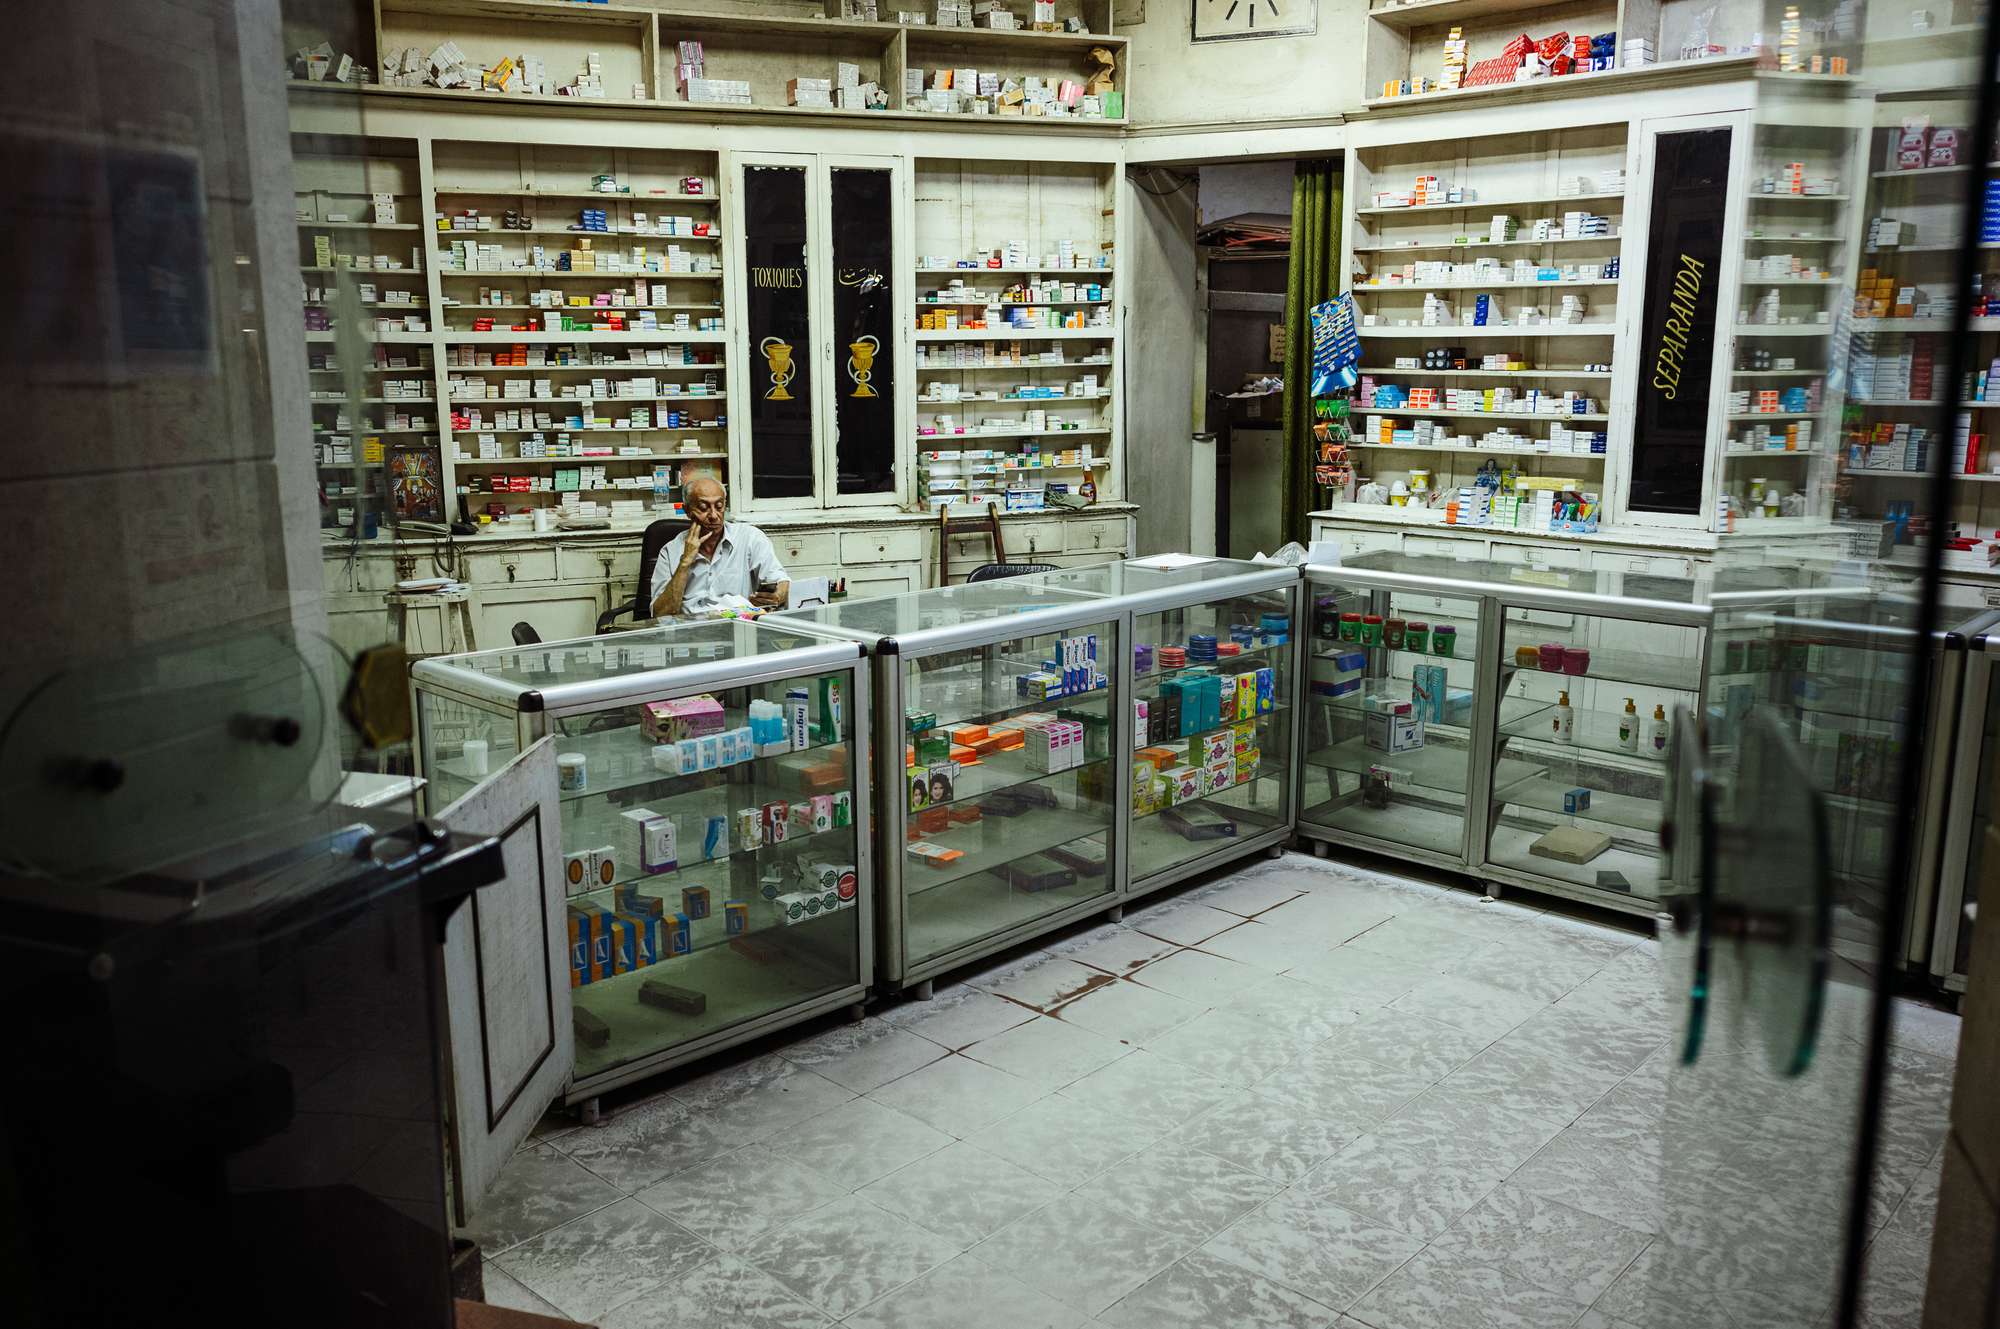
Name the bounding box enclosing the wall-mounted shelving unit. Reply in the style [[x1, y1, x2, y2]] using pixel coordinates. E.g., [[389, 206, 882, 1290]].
[[1340, 122, 1630, 523], [293, 0, 1129, 127], [1357, 0, 1870, 115], [911, 157, 1118, 515], [293, 133, 443, 528], [428, 140, 728, 523]]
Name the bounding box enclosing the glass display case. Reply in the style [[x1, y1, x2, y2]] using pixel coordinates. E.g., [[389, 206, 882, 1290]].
[[1022, 558, 1304, 897], [775, 578, 1120, 992], [1303, 555, 1709, 914], [410, 622, 870, 1103]]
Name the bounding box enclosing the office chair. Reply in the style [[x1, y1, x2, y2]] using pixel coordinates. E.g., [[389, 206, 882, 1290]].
[[510, 622, 542, 646], [596, 517, 687, 633], [966, 562, 1058, 583]]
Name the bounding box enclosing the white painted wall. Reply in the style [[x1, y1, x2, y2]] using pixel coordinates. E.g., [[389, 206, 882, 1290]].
[[1121, 0, 1371, 128]]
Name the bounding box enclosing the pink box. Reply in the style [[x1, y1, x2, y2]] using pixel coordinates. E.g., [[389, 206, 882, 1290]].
[[642, 695, 726, 742]]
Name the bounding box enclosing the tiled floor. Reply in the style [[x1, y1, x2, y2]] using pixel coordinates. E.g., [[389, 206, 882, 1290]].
[[466, 853, 1958, 1329]]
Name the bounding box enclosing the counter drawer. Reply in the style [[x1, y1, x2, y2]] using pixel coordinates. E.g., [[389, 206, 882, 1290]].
[[1402, 533, 1486, 561], [1063, 518, 1128, 556], [465, 548, 559, 586], [557, 543, 634, 585], [1006, 521, 1067, 559], [769, 530, 841, 569], [1489, 541, 1586, 571], [840, 528, 925, 565], [1591, 550, 1695, 579]]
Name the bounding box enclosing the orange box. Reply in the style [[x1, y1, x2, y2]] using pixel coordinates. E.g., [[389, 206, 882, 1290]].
[[950, 744, 979, 765], [989, 728, 1025, 751], [949, 724, 989, 745], [949, 804, 982, 826]]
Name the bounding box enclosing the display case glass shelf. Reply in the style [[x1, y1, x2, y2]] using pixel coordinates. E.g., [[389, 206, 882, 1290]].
[[412, 620, 870, 1100], [1303, 553, 1707, 913]]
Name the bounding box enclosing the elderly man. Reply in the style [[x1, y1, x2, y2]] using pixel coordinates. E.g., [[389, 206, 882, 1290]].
[[649, 476, 791, 617]]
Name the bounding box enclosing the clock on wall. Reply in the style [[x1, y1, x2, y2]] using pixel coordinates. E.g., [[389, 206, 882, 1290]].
[[1191, 0, 1314, 42]]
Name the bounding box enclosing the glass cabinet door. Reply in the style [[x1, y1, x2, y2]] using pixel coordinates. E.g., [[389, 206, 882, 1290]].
[[1484, 602, 1702, 900], [1129, 589, 1295, 885], [896, 619, 1119, 970], [418, 694, 521, 814], [1302, 582, 1483, 863], [554, 668, 863, 1083]]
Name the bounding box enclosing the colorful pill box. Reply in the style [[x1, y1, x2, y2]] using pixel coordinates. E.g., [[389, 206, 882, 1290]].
[[1255, 667, 1275, 713], [642, 695, 727, 741], [682, 885, 711, 920], [701, 814, 728, 861], [665, 911, 692, 956], [811, 794, 834, 832], [725, 900, 749, 935], [607, 915, 639, 974], [622, 808, 676, 875], [832, 790, 853, 827], [1201, 731, 1232, 765], [736, 807, 764, 850], [906, 840, 963, 868], [1564, 787, 1592, 814]]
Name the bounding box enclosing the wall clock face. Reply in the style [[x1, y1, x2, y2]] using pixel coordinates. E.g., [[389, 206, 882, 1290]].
[[1191, 0, 1314, 42]]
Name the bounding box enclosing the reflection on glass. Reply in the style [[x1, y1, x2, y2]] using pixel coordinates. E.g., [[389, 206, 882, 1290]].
[[897, 620, 1119, 966], [1302, 584, 1481, 857], [1129, 591, 1294, 883]]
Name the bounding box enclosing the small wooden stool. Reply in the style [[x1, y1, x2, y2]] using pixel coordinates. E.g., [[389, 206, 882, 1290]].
[[385, 588, 479, 657]]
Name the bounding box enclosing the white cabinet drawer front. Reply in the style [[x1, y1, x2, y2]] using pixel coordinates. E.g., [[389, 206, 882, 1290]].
[[1489, 541, 1585, 570], [846, 567, 920, 599], [557, 543, 632, 584], [352, 554, 403, 593], [1007, 521, 1067, 558], [770, 531, 841, 568], [1592, 551, 1695, 579], [1403, 533, 1485, 561], [840, 529, 925, 565], [1063, 518, 1127, 555], [466, 549, 559, 586]]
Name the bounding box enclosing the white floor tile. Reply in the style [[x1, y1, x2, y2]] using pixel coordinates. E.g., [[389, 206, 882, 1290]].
[[961, 1013, 1129, 1089], [1053, 976, 1205, 1045], [866, 1052, 1049, 1137]]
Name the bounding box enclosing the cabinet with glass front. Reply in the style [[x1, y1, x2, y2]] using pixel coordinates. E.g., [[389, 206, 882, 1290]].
[[1304, 555, 1708, 914], [1025, 558, 1303, 896], [774, 577, 1119, 992], [411, 622, 870, 1102]]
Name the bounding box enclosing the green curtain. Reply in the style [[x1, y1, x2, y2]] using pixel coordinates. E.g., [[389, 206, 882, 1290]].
[[1280, 159, 1342, 548]]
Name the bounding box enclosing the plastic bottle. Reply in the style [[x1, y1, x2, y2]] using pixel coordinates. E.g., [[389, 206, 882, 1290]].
[[1646, 703, 1670, 759], [1552, 690, 1574, 745], [1617, 697, 1639, 752]]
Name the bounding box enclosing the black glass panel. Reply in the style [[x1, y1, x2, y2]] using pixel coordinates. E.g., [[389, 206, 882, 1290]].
[[1632, 127, 1732, 515], [831, 168, 896, 496], [742, 166, 814, 501]]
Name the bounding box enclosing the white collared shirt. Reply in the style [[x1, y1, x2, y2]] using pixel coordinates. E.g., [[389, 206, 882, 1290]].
[[650, 521, 789, 616]]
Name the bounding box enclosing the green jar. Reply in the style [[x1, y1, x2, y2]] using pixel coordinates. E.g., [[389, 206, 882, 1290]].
[[1405, 621, 1430, 654], [1432, 624, 1457, 657]]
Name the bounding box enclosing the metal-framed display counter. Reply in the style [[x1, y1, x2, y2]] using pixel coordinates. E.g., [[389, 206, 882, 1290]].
[[1300, 553, 1711, 916], [1023, 558, 1306, 902], [772, 556, 1301, 995], [410, 619, 871, 1105]]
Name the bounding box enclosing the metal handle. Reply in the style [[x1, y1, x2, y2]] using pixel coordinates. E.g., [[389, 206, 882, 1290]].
[[1662, 703, 1717, 1065]]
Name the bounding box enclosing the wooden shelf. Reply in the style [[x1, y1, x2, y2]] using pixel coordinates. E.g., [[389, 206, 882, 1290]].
[[452, 452, 726, 466], [918, 265, 1114, 275], [1361, 58, 1762, 113], [1360, 407, 1609, 423], [433, 187, 718, 203], [437, 267, 723, 280], [299, 219, 422, 231], [1357, 366, 1611, 379], [1346, 441, 1606, 459], [1365, 0, 1567, 30], [1358, 324, 1617, 338], [1352, 279, 1619, 293], [1358, 190, 1626, 217], [915, 327, 1113, 341]]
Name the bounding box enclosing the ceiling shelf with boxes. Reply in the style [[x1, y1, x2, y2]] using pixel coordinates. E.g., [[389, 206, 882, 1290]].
[[291, 0, 1128, 127], [912, 156, 1118, 516], [1359, 0, 1854, 111], [1340, 123, 1630, 531]]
